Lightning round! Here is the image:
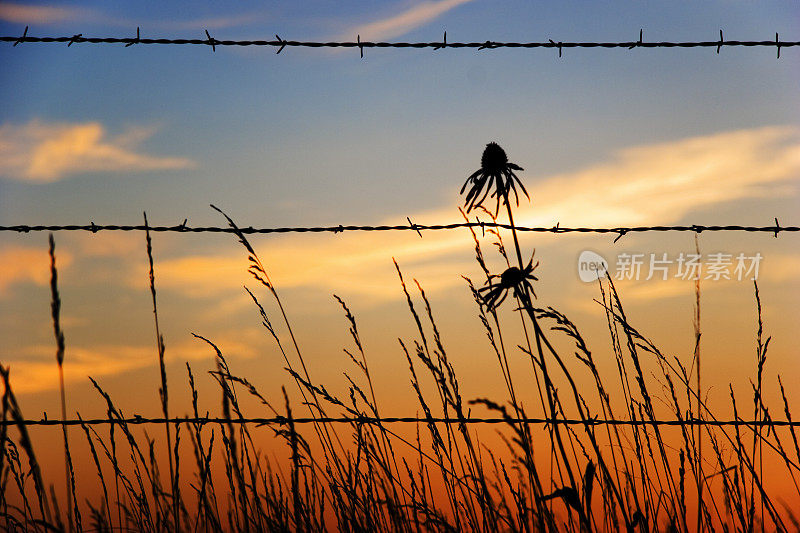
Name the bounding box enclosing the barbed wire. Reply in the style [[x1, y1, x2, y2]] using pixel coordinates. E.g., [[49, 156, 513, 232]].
[[3, 416, 797, 428], [0, 220, 796, 241], [1, 28, 796, 58]]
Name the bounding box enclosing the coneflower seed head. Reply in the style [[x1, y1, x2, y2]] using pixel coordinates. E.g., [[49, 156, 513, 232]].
[[481, 142, 508, 173], [500, 266, 524, 287]]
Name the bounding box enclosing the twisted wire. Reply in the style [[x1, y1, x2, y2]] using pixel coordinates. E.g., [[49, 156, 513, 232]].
[[3, 416, 797, 428], [0, 221, 795, 238], [1, 30, 796, 58]]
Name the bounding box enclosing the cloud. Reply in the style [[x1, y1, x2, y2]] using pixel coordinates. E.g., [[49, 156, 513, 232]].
[[0, 3, 81, 24], [515, 125, 800, 229], [0, 3, 266, 30], [139, 126, 799, 304], [758, 253, 800, 283], [4, 126, 797, 390], [0, 120, 194, 183], [144, 242, 468, 303], [0, 245, 73, 295], [340, 0, 474, 41], [139, 254, 252, 298], [2, 334, 258, 394], [75, 231, 146, 258], [149, 14, 269, 31], [571, 254, 798, 313]]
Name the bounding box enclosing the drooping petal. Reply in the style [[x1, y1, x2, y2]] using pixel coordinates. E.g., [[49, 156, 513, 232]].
[[460, 169, 485, 194], [510, 171, 530, 199]]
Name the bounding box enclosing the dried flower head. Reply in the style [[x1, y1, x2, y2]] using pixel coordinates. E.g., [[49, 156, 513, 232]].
[[478, 256, 539, 311], [461, 142, 529, 214]]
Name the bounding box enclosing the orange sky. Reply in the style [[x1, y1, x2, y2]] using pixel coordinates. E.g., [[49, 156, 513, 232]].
[[2, 126, 797, 410], [1, 2, 799, 525]]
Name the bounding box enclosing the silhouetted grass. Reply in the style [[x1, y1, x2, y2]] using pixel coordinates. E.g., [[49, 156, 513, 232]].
[[1, 146, 798, 532]]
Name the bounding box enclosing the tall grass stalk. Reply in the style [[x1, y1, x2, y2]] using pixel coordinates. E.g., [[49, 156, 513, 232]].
[[144, 213, 178, 530], [49, 233, 80, 532], [1, 147, 797, 532], [692, 234, 703, 533]]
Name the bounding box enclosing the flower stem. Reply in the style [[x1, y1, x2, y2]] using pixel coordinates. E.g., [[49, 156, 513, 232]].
[[502, 192, 581, 494], [503, 195, 525, 271]]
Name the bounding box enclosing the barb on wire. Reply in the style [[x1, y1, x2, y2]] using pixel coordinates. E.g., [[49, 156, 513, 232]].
[[13, 25, 27, 46], [204, 29, 216, 52], [124, 26, 140, 47], [275, 34, 287, 54], [1, 30, 797, 55], [628, 29, 643, 50], [433, 31, 447, 51], [1, 416, 797, 428], [548, 39, 562, 57], [407, 217, 423, 238], [0, 221, 797, 236]]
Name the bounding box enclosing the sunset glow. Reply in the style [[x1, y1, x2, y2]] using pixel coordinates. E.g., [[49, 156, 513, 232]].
[[1, 2, 798, 531]]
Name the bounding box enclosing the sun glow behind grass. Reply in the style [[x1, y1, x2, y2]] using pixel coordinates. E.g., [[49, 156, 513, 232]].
[[1, 135, 799, 531], [1, 1, 798, 524]]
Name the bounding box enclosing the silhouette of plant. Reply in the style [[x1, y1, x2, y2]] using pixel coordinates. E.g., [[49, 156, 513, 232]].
[[1, 141, 795, 533], [460, 142, 529, 215], [478, 257, 539, 311]]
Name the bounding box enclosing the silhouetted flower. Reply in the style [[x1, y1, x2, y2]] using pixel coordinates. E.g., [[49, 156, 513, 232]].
[[461, 142, 529, 214], [478, 256, 539, 311]]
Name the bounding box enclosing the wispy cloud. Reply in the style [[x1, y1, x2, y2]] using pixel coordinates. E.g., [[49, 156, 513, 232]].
[[148, 14, 269, 32], [4, 127, 789, 301], [0, 3, 82, 24], [0, 120, 194, 183], [4, 335, 257, 394], [339, 0, 474, 41], [0, 3, 266, 31], [133, 126, 800, 302], [515, 125, 800, 229], [569, 250, 799, 313], [4, 126, 797, 391], [0, 245, 73, 295]]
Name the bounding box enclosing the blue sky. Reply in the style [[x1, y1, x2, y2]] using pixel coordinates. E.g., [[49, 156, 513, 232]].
[[1, 1, 798, 225], [0, 1, 798, 420]]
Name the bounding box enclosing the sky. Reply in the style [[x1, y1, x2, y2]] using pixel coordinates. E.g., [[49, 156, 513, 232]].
[[0, 0, 799, 473]]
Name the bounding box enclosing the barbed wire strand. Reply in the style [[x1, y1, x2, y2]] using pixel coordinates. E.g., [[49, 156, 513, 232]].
[[1, 221, 796, 239], [2, 30, 796, 448], [3, 416, 798, 428], [1, 29, 797, 58]]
